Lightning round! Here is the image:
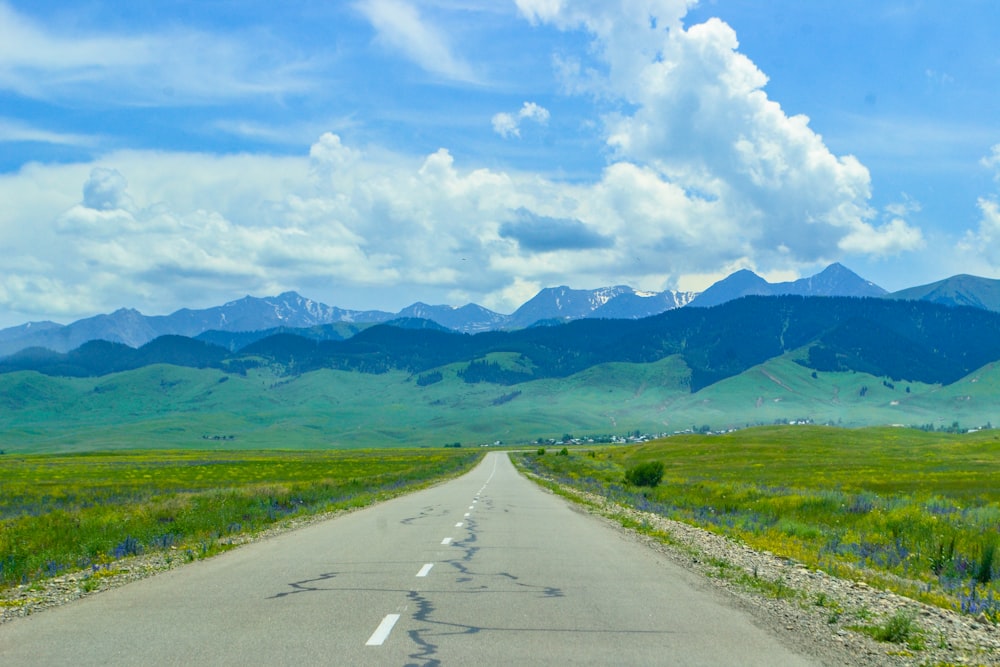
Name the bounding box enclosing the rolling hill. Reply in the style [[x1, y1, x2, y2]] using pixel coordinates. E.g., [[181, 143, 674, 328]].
[[5, 294, 1000, 453]]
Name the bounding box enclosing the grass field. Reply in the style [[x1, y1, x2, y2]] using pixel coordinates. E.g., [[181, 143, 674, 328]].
[[517, 425, 1000, 620], [0, 448, 481, 591]]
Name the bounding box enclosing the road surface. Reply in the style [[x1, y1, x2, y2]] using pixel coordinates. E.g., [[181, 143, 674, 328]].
[[0, 452, 821, 666]]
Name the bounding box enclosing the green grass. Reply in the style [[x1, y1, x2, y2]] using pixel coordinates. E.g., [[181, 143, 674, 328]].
[[517, 425, 1000, 618], [852, 610, 926, 650], [5, 349, 1000, 454], [0, 448, 481, 590]]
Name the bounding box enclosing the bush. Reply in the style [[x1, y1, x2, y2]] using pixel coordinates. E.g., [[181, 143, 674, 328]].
[[624, 461, 664, 487], [975, 541, 996, 585], [857, 610, 924, 649], [537, 448, 546, 456]]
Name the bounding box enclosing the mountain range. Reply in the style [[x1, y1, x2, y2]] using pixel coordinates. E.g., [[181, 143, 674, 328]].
[[2, 263, 1000, 358], [8, 291, 1000, 450], [5, 293, 1000, 391]]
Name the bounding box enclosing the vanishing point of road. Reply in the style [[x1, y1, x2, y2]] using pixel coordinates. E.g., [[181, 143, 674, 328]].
[[0, 452, 821, 666]]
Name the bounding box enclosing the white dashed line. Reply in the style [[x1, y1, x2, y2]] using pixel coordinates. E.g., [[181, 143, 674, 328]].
[[416, 563, 433, 577], [365, 614, 400, 646], [464, 513, 470, 517], [441, 537, 453, 545], [455, 522, 463, 528]]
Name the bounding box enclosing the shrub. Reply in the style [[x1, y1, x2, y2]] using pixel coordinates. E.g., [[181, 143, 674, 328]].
[[624, 461, 664, 487], [537, 448, 546, 456], [975, 541, 996, 586], [856, 610, 924, 649]]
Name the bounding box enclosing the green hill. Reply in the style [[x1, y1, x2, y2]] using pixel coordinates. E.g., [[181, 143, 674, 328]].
[[5, 351, 998, 454]]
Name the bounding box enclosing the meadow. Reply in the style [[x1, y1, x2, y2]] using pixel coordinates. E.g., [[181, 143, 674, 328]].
[[517, 425, 1000, 620], [0, 448, 481, 591]]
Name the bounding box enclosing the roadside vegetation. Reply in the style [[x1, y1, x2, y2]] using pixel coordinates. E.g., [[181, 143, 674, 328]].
[[516, 425, 1000, 623], [0, 448, 481, 591]]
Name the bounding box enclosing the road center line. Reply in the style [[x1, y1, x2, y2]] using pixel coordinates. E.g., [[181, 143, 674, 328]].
[[455, 522, 463, 527], [464, 512, 470, 517], [365, 614, 400, 646], [416, 563, 433, 577], [441, 537, 453, 545]]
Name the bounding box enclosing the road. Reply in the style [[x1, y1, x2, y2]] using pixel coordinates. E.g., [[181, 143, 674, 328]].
[[0, 452, 821, 666]]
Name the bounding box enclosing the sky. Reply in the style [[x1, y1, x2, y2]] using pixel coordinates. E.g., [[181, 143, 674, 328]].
[[2, 0, 999, 327]]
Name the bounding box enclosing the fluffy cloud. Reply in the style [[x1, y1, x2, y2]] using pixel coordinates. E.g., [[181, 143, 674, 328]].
[[959, 198, 1000, 264], [82, 168, 134, 212], [958, 146, 1000, 268], [517, 0, 922, 269], [492, 102, 551, 138], [0, 130, 761, 322]]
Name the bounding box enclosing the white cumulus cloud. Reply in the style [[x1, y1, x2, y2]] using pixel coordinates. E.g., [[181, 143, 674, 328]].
[[491, 101, 551, 138], [516, 0, 923, 269]]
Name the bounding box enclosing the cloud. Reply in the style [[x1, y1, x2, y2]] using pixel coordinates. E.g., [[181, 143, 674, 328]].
[[983, 144, 1000, 181], [0, 1, 317, 105], [958, 198, 1000, 264], [499, 208, 612, 251], [492, 101, 551, 138], [0, 117, 96, 146], [838, 219, 925, 256], [82, 168, 134, 212], [355, 0, 477, 82], [515, 1, 923, 269], [959, 147, 1000, 267]]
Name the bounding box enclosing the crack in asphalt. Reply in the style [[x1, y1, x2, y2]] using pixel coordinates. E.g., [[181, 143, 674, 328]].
[[267, 571, 340, 599], [400, 505, 448, 526]]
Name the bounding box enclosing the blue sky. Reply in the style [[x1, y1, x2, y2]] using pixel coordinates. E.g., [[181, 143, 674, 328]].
[[1, 0, 999, 327]]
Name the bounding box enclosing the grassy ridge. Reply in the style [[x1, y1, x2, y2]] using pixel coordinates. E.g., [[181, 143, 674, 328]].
[[4, 352, 1000, 454], [0, 448, 482, 590], [518, 426, 1000, 619]]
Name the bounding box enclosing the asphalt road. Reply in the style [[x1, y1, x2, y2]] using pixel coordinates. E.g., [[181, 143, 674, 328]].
[[0, 452, 821, 666]]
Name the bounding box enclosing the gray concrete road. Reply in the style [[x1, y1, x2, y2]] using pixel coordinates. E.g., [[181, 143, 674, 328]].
[[0, 452, 821, 666]]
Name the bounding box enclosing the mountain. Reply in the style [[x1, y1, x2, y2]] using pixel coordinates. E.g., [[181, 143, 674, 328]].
[[0, 293, 396, 357], [787, 262, 886, 298], [195, 322, 372, 352], [0, 336, 228, 377], [506, 285, 699, 327], [506, 285, 634, 329], [396, 302, 508, 333], [0, 286, 701, 357], [688, 263, 886, 308], [12, 296, 1000, 397], [687, 270, 772, 308], [149, 291, 393, 334], [590, 290, 697, 319], [888, 274, 1000, 311], [0, 263, 973, 360]]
